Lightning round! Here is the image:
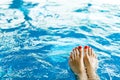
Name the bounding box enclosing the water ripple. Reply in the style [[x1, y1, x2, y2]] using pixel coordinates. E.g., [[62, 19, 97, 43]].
[[0, 0, 120, 80]]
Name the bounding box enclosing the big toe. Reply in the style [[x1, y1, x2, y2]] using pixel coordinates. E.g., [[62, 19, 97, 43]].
[[84, 46, 89, 57], [83, 46, 90, 65]]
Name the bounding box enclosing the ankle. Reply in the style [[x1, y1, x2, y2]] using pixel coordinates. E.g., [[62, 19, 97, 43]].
[[87, 72, 100, 80], [77, 73, 88, 80]]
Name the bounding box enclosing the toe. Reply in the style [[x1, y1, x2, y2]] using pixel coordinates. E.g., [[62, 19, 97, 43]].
[[90, 48, 93, 56], [78, 46, 82, 57], [72, 51, 75, 60], [94, 54, 97, 58], [88, 46, 91, 56], [70, 52, 73, 61], [91, 48, 95, 57], [70, 52, 72, 59], [73, 48, 76, 59], [69, 52, 73, 65], [90, 48, 97, 58], [84, 46, 88, 57], [76, 48, 79, 57], [93, 52, 97, 58]]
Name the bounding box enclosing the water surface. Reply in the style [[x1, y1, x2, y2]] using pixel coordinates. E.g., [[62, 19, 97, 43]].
[[0, 0, 120, 80]]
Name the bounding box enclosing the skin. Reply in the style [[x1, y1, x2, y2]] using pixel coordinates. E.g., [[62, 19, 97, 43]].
[[69, 46, 88, 80], [84, 46, 100, 80], [69, 46, 100, 80]]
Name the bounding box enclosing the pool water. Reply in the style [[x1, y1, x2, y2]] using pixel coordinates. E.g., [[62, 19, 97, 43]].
[[0, 0, 120, 80]]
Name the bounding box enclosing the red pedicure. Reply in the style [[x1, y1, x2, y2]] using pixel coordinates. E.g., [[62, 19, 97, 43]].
[[88, 46, 90, 48], [78, 46, 82, 49], [84, 46, 88, 49]]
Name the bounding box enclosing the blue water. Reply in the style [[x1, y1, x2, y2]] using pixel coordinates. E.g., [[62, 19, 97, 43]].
[[0, 0, 120, 80]]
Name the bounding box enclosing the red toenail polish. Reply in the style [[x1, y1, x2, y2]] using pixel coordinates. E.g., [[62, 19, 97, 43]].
[[84, 46, 88, 49], [78, 46, 82, 49]]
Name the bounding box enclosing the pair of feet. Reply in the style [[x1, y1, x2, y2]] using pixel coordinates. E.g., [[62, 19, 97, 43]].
[[69, 46, 99, 80]]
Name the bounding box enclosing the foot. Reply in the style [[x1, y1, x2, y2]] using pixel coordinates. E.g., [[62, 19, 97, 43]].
[[83, 46, 99, 80], [69, 46, 87, 80]]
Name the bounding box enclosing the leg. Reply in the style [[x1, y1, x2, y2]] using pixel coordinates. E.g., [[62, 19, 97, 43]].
[[69, 46, 88, 80], [83, 46, 100, 80]]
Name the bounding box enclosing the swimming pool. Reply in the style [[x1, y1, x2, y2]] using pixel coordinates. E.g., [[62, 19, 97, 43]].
[[0, 0, 120, 80]]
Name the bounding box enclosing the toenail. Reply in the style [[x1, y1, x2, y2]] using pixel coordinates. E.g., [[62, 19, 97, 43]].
[[78, 46, 82, 49], [88, 46, 90, 48], [84, 46, 88, 49]]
